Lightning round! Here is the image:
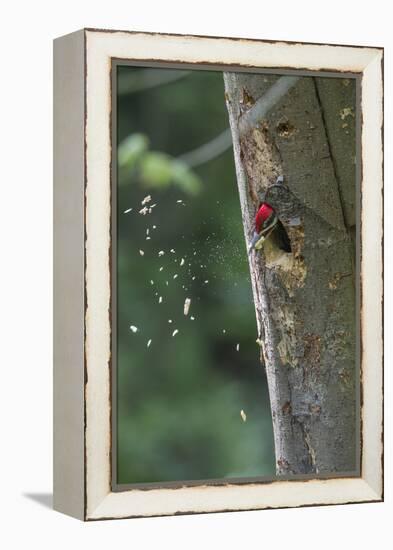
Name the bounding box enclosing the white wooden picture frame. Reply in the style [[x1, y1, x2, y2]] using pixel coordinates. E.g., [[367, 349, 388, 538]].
[[53, 28, 383, 520]]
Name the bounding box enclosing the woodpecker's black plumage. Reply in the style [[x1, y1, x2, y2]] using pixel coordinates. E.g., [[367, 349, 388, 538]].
[[249, 176, 307, 254], [271, 219, 292, 252]]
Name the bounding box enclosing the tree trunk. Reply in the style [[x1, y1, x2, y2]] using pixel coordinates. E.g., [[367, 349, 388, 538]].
[[224, 73, 357, 475]]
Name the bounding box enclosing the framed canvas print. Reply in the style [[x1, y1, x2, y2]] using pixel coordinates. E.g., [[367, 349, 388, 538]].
[[53, 28, 383, 520]]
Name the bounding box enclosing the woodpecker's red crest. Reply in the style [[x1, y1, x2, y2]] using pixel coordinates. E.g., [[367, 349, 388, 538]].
[[249, 176, 292, 254], [255, 202, 274, 233]]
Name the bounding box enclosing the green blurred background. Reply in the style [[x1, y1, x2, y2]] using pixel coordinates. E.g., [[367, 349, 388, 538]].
[[116, 66, 275, 485]]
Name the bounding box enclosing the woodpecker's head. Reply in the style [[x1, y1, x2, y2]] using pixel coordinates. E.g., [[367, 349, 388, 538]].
[[248, 176, 286, 254], [248, 201, 277, 254], [255, 202, 274, 233]]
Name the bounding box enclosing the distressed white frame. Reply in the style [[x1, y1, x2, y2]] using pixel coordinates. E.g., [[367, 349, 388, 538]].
[[54, 28, 383, 521]]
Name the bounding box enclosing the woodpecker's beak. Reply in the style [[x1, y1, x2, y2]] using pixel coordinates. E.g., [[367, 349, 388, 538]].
[[248, 232, 263, 254]]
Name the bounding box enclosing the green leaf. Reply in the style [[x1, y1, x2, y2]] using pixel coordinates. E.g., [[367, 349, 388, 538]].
[[140, 152, 173, 188], [172, 160, 202, 195], [119, 133, 202, 195], [118, 133, 149, 169]]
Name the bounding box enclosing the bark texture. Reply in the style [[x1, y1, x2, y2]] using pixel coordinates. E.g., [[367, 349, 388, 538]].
[[224, 74, 357, 475]]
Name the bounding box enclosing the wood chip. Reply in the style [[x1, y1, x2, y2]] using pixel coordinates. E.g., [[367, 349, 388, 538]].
[[184, 298, 191, 316], [141, 195, 152, 205]]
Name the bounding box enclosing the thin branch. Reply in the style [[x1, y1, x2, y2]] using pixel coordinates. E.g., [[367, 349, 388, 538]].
[[239, 76, 300, 135], [118, 69, 191, 95], [178, 128, 232, 168]]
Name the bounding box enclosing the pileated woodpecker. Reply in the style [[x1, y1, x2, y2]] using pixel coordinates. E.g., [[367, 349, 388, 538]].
[[249, 178, 292, 254]]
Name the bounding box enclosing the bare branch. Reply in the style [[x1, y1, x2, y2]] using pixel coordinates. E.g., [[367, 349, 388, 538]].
[[178, 128, 232, 168], [238, 76, 300, 135], [118, 69, 191, 95]]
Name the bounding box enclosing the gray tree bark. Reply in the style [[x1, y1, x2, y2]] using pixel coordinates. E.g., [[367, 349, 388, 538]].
[[224, 73, 357, 475]]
